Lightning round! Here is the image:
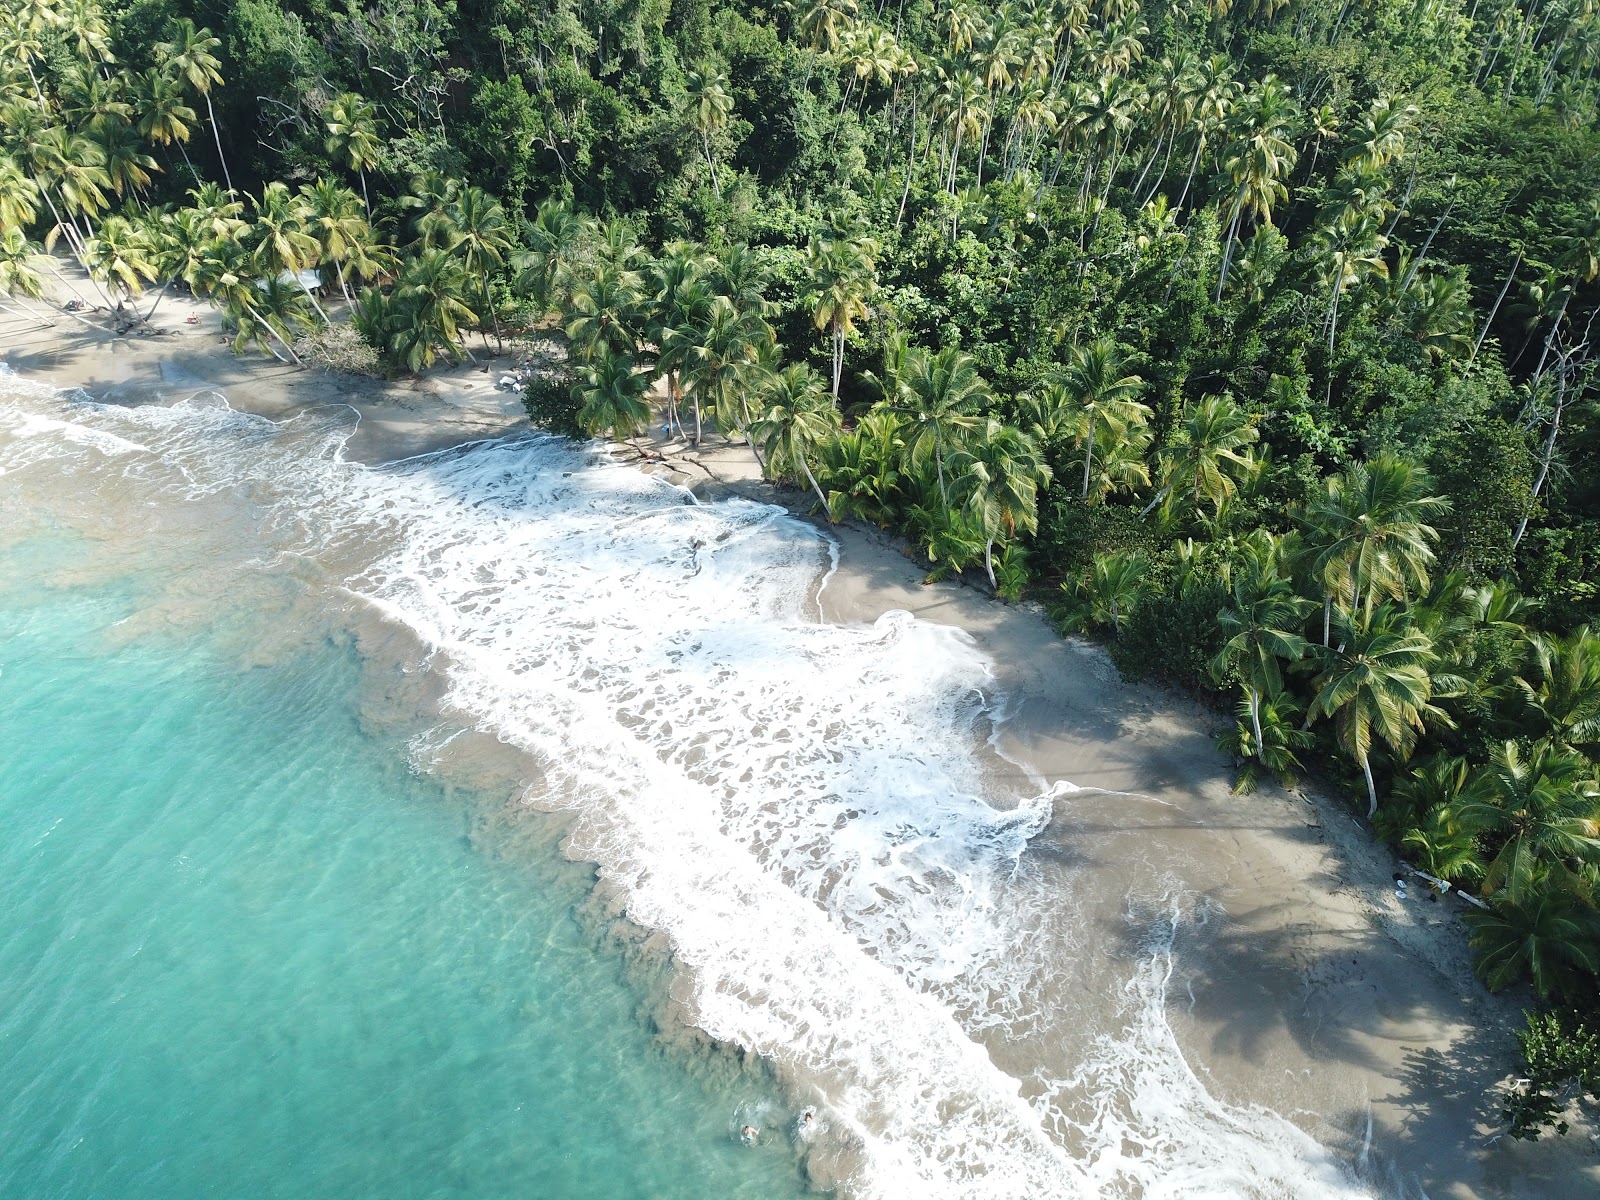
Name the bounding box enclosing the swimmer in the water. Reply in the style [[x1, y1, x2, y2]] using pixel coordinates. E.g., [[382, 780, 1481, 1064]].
[[740, 1125, 758, 1145], [802, 1109, 815, 1126]]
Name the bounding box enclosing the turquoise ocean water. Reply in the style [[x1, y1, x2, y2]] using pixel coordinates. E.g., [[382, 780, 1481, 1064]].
[[0, 531, 808, 1200]]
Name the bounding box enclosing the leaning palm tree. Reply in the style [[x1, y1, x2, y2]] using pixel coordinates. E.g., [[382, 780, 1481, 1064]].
[[1448, 740, 1600, 903], [0, 226, 53, 326], [888, 345, 990, 507], [0, 155, 41, 231], [156, 19, 231, 193], [193, 237, 304, 364], [751, 364, 843, 515], [228, 275, 315, 363], [84, 214, 157, 309], [91, 117, 159, 198], [950, 418, 1052, 588], [132, 68, 197, 164], [1055, 335, 1148, 501], [1310, 604, 1441, 819], [574, 349, 652, 439], [676, 298, 774, 452]]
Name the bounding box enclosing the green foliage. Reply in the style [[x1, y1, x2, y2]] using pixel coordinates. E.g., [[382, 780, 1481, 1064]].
[[1503, 1009, 1600, 1140], [522, 372, 585, 440]]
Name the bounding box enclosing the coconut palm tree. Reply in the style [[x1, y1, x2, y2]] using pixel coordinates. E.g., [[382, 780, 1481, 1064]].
[[391, 249, 478, 370], [193, 237, 303, 365], [1464, 878, 1600, 999], [133, 68, 196, 164], [1211, 537, 1313, 756], [228, 274, 315, 363], [298, 177, 369, 304], [83, 214, 156, 309], [1141, 392, 1259, 517], [1520, 626, 1600, 753], [1310, 604, 1441, 819], [1070, 549, 1149, 633], [950, 418, 1052, 587], [751, 363, 842, 515], [513, 198, 588, 314], [248, 182, 328, 323], [1054, 335, 1149, 502], [156, 19, 230, 193], [686, 65, 733, 192], [805, 234, 878, 400], [0, 155, 40, 230], [0, 226, 52, 326], [574, 348, 652, 439], [448, 185, 513, 349], [1300, 454, 1449, 644], [92, 117, 159, 197], [323, 91, 381, 212], [1450, 740, 1600, 903], [565, 262, 645, 363], [676, 297, 773, 452], [888, 345, 990, 507]]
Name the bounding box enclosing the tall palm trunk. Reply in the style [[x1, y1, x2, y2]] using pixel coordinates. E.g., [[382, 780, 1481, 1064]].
[[204, 92, 233, 193], [1080, 412, 1095, 498], [1471, 250, 1521, 362], [798, 451, 830, 519], [1360, 752, 1379, 820]]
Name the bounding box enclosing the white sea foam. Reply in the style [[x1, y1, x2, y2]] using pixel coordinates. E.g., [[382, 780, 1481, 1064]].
[[0, 381, 1379, 1199]]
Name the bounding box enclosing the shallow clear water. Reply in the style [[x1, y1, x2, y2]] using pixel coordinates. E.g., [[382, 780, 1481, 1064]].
[[0, 371, 1378, 1199], [0, 532, 809, 1200]]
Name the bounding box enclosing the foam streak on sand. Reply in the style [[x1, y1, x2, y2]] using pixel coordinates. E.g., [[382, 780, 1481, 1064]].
[[0, 377, 1373, 1199]]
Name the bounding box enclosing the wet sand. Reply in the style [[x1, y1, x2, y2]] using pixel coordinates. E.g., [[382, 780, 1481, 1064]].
[[5, 276, 1596, 1197]]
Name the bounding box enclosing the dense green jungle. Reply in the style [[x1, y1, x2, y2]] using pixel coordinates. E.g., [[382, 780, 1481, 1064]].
[[2, 0, 1599, 1140]]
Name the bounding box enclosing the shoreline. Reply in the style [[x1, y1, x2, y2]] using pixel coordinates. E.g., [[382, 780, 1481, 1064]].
[[5, 292, 1597, 1197]]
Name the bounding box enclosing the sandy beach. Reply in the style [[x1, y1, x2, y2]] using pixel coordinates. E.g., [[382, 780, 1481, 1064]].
[[5, 279, 1597, 1198]]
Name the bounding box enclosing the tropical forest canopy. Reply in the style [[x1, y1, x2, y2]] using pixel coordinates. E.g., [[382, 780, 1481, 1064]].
[[3, 0, 1600, 1139]]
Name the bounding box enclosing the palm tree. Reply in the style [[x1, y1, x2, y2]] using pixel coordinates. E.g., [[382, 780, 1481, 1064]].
[[805, 234, 878, 400], [686, 65, 733, 192], [228, 275, 315, 363], [574, 349, 652, 439], [0, 226, 51, 326], [0, 156, 40, 230], [750, 364, 842, 515], [1141, 393, 1259, 517], [565, 263, 645, 363], [391, 249, 479, 370], [1055, 335, 1148, 501], [1314, 210, 1389, 401], [92, 117, 159, 198], [1520, 626, 1600, 753], [1215, 75, 1298, 297], [647, 242, 713, 432], [888, 345, 990, 507], [950, 418, 1052, 587], [1300, 454, 1449, 644], [1211, 538, 1312, 756], [449, 185, 513, 350], [32, 125, 111, 256], [676, 298, 773, 453], [1449, 741, 1600, 902], [323, 92, 381, 212], [193, 237, 304, 365], [84, 214, 157, 309], [299, 177, 369, 304], [132, 68, 197, 165], [1310, 604, 1440, 819], [513, 198, 588, 314], [249, 182, 328, 323], [1070, 549, 1149, 633], [157, 19, 231, 193], [1465, 885, 1600, 998]]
